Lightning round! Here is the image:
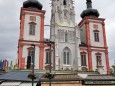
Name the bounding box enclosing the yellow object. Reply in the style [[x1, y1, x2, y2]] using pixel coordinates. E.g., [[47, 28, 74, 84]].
[[56, 22, 62, 26]]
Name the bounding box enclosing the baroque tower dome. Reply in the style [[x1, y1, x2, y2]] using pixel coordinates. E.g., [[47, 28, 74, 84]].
[[81, 0, 99, 18], [23, 0, 43, 10]]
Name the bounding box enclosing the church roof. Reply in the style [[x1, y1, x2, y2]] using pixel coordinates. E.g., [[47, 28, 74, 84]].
[[0, 70, 82, 82], [85, 75, 115, 80], [0, 70, 115, 85], [79, 42, 88, 47], [80, 0, 99, 18], [23, 0, 43, 10]]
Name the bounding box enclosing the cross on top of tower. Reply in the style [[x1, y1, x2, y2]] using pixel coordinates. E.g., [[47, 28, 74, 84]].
[[86, 0, 92, 9]]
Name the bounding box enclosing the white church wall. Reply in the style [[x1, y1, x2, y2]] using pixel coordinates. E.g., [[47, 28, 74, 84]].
[[58, 43, 76, 70], [92, 51, 107, 74], [80, 25, 86, 43], [89, 22, 104, 47], [23, 14, 41, 41], [22, 46, 28, 69], [55, 25, 78, 70], [79, 50, 88, 70]]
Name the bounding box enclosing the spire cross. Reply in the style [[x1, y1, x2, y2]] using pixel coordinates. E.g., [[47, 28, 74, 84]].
[[86, 0, 92, 9]]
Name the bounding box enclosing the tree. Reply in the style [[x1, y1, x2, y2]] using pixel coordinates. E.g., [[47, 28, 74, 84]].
[[111, 65, 115, 77], [112, 65, 115, 73]]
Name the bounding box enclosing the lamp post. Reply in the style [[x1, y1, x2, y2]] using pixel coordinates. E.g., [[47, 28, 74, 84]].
[[31, 44, 35, 86], [45, 40, 54, 86], [46, 41, 51, 86]]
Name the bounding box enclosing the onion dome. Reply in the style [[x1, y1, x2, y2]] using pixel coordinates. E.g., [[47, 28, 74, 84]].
[[81, 0, 99, 18], [23, 0, 43, 10]]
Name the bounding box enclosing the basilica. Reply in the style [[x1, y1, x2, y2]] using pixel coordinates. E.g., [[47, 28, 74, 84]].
[[17, 0, 110, 74]]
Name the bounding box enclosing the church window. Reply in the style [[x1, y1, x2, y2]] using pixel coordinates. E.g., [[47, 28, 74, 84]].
[[63, 0, 67, 5], [94, 32, 99, 42], [27, 56, 31, 69], [46, 51, 50, 64], [69, 31, 72, 41], [67, 52, 69, 64], [96, 55, 102, 67], [27, 47, 34, 69], [96, 53, 102, 67], [29, 24, 35, 35], [72, 31, 76, 42], [64, 52, 66, 64], [58, 29, 65, 42], [28, 50, 34, 63], [30, 16, 36, 22], [60, 30, 64, 42], [93, 24, 98, 29], [63, 47, 71, 65], [81, 54, 86, 66], [65, 31, 68, 42]]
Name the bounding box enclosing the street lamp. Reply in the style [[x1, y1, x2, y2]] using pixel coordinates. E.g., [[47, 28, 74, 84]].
[[48, 42, 52, 86], [31, 44, 35, 86], [45, 40, 54, 86]]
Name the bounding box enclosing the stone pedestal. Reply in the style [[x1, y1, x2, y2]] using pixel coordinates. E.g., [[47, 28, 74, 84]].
[[97, 66, 104, 74]]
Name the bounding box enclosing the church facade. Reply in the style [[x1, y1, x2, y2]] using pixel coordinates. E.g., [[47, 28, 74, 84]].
[[17, 0, 110, 74]]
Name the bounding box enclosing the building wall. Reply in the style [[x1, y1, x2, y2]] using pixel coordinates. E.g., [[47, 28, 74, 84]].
[[42, 82, 82, 86], [18, 8, 45, 69], [92, 51, 107, 74], [89, 22, 104, 47], [79, 17, 109, 74], [23, 14, 41, 41], [80, 25, 86, 43], [22, 45, 39, 69], [50, 0, 80, 70], [80, 50, 89, 70]]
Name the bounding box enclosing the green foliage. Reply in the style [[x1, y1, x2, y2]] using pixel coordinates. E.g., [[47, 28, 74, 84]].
[[111, 72, 115, 77]]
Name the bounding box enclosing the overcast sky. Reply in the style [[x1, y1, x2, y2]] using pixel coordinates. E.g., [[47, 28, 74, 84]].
[[0, 0, 115, 66]]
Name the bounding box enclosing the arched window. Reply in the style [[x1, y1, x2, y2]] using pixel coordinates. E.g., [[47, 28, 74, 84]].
[[63, 47, 71, 65], [63, 0, 66, 5], [93, 27, 100, 42], [27, 47, 34, 69], [95, 53, 102, 67], [29, 22, 36, 35], [80, 52, 87, 66], [45, 49, 50, 64], [29, 24, 35, 35], [94, 32, 99, 42], [65, 31, 68, 42], [27, 56, 31, 69]]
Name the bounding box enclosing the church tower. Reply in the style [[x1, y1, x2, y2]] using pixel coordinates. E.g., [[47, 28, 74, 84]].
[[50, 0, 80, 70], [78, 0, 110, 74], [18, 0, 45, 69]]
